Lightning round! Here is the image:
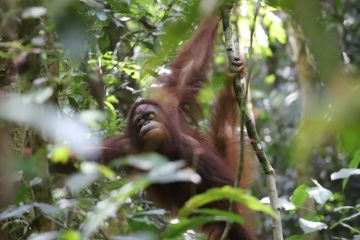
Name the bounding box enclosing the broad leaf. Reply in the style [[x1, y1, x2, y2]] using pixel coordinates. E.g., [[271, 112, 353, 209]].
[[34, 203, 60, 218], [179, 186, 273, 218], [0, 205, 32, 221], [330, 168, 360, 180], [349, 150, 360, 168], [299, 218, 327, 234], [291, 185, 309, 209], [194, 208, 244, 224], [66, 173, 99, 195], [307, 180, 332, 205]]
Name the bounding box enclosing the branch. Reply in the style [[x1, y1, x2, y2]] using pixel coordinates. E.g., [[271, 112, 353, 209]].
[[220, 2, 284, 240], [220, 6, 245, 239]]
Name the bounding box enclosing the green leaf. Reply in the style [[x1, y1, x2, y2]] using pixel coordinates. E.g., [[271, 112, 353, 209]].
[[104, 100, 116, 120], [194, 208, 244, 224], [13, 185, 31, 204], [286, 235, 304, 240], [340, 150, 360, 188], [333, 0, 344, 12], [263, 9, 287, 44], [59, 230, 81, 240], [142, 1, 199, 74], [68, 97, 78, 108], [81, 177, 149, 238], [51, 146, 71, 163], [179, 186, 273, 218], [340, 123, 360, 153], [265, 74, 276, 84], [106, 95, 119, 104], [98, 165, 116, 180], [349, 150, 360, 168], [291, 185, 308, 209]]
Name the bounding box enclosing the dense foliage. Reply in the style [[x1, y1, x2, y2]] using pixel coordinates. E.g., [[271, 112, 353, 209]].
[[0, 0, 359, 239]]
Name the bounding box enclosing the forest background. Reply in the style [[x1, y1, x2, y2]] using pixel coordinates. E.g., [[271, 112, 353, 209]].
[[0, 0, 359, 239]]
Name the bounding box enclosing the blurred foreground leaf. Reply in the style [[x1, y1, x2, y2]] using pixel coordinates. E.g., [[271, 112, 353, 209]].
[[330, 168, 360, 181], [21, 7, 47, 19], [0, 97, 100, 157], [0, 203, 59, 221], [0, 205, 32, 221], [66, 172, 99, 195], [28, 232, 58, 240], [306, 180, 332, 206], [299, 218, 327, 234]]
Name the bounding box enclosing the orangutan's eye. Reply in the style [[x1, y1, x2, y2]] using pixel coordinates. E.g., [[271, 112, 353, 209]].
[[148, 113, 155, 119], [137, 118, 145, 127]]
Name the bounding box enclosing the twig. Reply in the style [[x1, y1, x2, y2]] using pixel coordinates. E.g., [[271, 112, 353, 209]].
[[220, 2, 284, 240], [220, 5, 244, 239]]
